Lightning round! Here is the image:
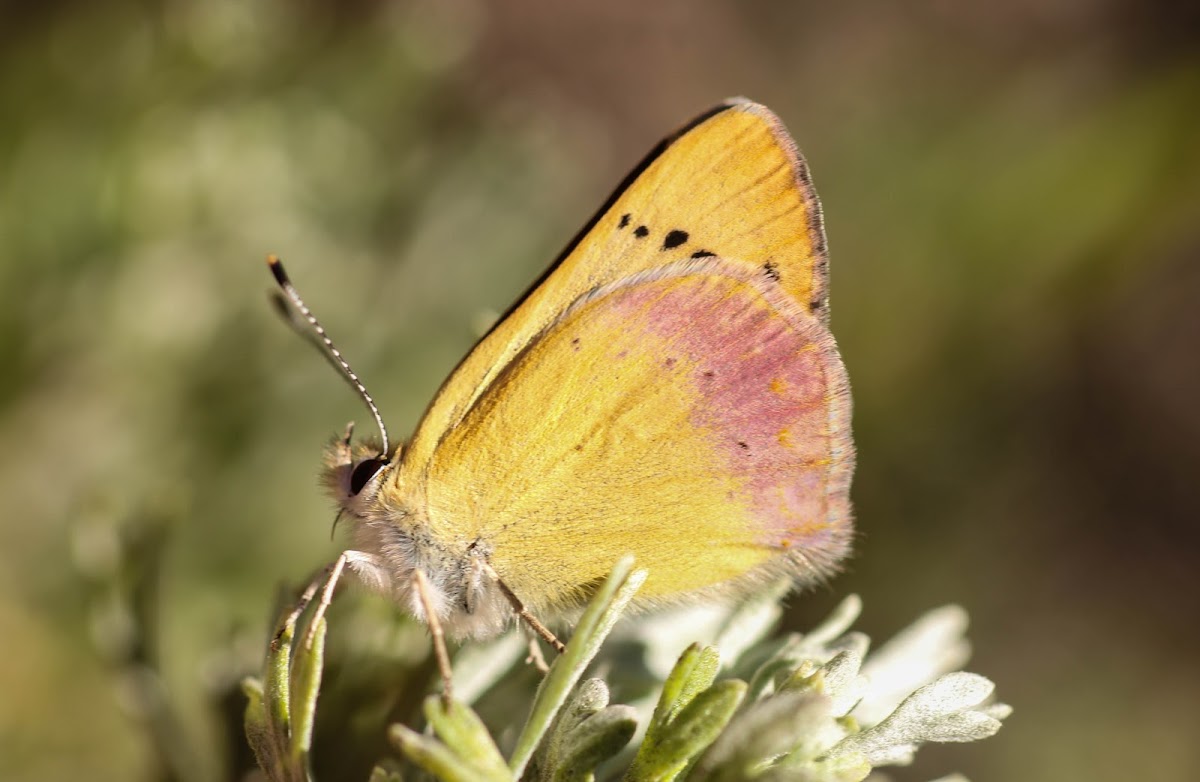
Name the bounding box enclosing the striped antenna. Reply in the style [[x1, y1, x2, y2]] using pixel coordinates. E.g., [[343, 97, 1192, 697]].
[[267, 255, 391, 458]]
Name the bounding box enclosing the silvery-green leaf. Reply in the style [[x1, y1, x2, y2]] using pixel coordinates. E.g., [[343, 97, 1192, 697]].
[[509, 556, 647, 778], [550, 704, 638, 782], [389, 697, 511, 782], [854, 606, 971, 726], [826, 632, 871, 661], [815, 650, 866, 717], [689, 691, 832, 782], [834, 673, 1007, 766], [982, 702, 1013, 720], [798, 595, 862, 651], [652, 645, 722, 730], [243, 598, 314, 782], [533, 678, 636, 782], [288, 616, 326, 764], [423, 696, 511, 779], [630, 679, 746, 782], [391, 722, 510, 782], [756, 750, 872, 782], [242, 677, 278, 781], [712, 578, 791, 666], [742, 636, 805, 703]]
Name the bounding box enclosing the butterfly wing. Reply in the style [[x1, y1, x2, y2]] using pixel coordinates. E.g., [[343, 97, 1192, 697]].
[[401, 100, 831, 483], [416, 258, 852, 611]]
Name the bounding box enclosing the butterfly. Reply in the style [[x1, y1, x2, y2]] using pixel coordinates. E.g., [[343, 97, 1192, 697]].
[[270, 98, 854, 690]]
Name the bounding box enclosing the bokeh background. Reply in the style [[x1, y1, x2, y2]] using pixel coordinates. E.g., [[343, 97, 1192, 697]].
[[2, 1, 1198, 780]]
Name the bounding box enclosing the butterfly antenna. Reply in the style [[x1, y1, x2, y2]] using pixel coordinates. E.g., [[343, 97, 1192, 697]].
[[266, 255, 391, 458], [269, 291, 354, 379]]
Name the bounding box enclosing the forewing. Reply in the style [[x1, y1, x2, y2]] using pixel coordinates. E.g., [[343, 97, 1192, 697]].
[[402, 100, 830, 482], [421, 259, 853, 612]]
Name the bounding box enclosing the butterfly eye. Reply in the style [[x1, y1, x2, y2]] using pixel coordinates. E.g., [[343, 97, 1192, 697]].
[[349, 458, 386, 495]]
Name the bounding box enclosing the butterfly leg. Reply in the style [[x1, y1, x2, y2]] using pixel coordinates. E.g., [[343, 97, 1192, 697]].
[[525, 636, 551, 673], [273, 550, 391, 655], [411, 568, 455, 704], [271, 553, 346, 653], [481, 561, 567, 655]]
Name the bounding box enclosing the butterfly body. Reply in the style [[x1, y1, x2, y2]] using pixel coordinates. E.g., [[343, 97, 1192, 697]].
[[308, 99, 854, 640]]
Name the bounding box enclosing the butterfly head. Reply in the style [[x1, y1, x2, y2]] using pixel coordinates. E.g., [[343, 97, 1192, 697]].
[[321, 425, 397, 520]]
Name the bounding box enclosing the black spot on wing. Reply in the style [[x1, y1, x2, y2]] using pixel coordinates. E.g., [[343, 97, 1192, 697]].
[[634, 225, 650, 238], [691, 250, 715, 259], [618, 213, 631, 228], [662, 229, 689, 250], [477, 102, 742, 342], [763, 260, 781, 282]]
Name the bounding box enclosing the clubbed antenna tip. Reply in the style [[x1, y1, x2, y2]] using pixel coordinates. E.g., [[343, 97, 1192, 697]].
[[266, 254, 391, 458]]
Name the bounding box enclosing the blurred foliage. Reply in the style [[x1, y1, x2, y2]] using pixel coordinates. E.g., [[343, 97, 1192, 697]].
[[245, 561, 1006, 782], [1, 1, 1198, 781]]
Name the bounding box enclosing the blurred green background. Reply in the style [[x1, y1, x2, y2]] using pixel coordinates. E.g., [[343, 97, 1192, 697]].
[[2, 1, 1198, 780]]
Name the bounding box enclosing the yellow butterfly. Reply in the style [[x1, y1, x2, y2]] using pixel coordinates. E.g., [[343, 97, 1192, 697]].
[[270, 98, 854, 683]]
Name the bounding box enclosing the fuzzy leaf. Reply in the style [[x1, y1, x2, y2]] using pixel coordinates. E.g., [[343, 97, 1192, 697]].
[[242, 677, 279, 780], [243, 604, 313, 782], [712, 579, 790, 665], [742, 636, 806, 703], [391, 722, 509, 782], [422, 696, 511, 780], [689, 691, 834, 782], [532, 677, 636, 781], [551, 704, 638, 782], [265, 617, 295, 754], [834, 672, 1006, 766], [652, 645, 722, 732], [798, 595, 862, 651], [289, 616, 327, 764], [853, 606, 971, 726], [752, 751, 871, 782], [814, 651, 867, 717], [629, 679, 746, 782], [509, 556, 647, 777]]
